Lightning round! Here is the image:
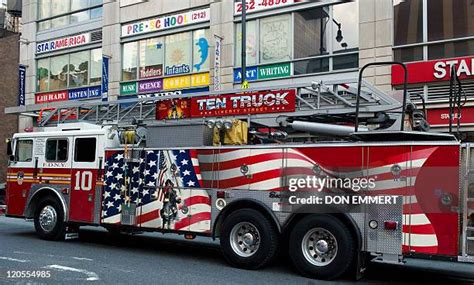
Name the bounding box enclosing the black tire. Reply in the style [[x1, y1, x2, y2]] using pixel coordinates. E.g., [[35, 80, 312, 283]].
[[289, 215, 356, 280], [220, 208, 279, 270], [33, 197, 66, 241]]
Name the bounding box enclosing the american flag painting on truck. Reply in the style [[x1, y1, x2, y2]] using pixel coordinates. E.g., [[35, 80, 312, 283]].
[[99, 144, 459, 257]]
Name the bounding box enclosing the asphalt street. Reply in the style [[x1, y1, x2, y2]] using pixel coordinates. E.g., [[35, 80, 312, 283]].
[[0, 216, 473, 284]]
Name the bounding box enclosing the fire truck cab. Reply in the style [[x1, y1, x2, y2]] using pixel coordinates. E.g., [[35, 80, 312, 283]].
[[6, 123, 120, 237]]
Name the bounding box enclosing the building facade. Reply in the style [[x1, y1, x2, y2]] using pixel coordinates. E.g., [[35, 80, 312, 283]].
[[14, 0, 474, 135], [0, 30, 19, 183]]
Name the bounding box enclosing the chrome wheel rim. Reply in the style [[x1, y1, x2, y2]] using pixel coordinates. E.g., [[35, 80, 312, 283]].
[[230, 222, 260, 257], [39, 205, 57, 232], [302, 227, 338, 266]]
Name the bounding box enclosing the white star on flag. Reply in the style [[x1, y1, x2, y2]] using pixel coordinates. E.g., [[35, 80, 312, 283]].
[[148, 160, 157, 167], [106, 201, 114, 208]]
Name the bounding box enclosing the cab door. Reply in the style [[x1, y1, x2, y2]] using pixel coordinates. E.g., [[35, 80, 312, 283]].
[[69, 136, 99, 223]]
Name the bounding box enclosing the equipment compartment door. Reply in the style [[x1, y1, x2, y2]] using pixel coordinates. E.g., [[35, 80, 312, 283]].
[[70, 137, 99, 223]]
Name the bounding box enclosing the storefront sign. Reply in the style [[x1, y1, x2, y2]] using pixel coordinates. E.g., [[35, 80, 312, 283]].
[[18, 65, 26, 106], [140, 64, 163, 78], [213, 35, 223, 91], [392, 56, 474, 85], [102, 56, 110, 102], [35, 90, 68, 104], [190, 89, 296, 117], [120, 82, 137, 96], [258, 62, 291, 80], [156, 98, 191, 120], [234, 0, 302, 15], [234, 63, 290, 83], [120, 87, 209, 101], [165, 64, 191, 76], [163, 73, 210, 90], [68, 86, 101, 100], [121, 8, 210, 37], [36, 33, 91, 54], [138, 78, 163, 93], [233, 67, 258, 83], [427, 106, 474, 127]]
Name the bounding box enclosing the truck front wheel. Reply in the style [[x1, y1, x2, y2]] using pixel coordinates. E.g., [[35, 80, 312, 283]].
[[34, 197, 66, 241], [289, 215, 356, 280], [220, 208, 279, 269]]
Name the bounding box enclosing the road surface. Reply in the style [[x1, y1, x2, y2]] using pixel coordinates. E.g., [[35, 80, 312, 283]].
[[0, 216, 473, 284]]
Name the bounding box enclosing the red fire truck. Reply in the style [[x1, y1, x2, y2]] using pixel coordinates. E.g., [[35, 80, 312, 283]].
[[3, 63, 474, 280]]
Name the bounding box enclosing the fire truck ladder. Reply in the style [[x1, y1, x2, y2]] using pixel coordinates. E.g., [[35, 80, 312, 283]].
[[6, 78, 403, 129], [460, 144, 474, 263]]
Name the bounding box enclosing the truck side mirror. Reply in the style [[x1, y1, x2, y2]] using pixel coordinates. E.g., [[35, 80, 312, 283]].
[[6, 139, 14, 162]]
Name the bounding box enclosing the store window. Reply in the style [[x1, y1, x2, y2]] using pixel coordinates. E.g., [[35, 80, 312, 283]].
[[49, 54, 69, 91], [70, 10, 90, 24], [71, 0, 90, 11], [260, 14, 291, 64], [165, 32, 192, 76], [428, 0, 474, 41], [193, 29, 210, 72], [394, 0, 474, 62], [37, 58, 50, 92], [234, 3, 359, 76], [428, 39, 474, 60], [394, 0, 423, 46], [38, 0, 51, 19], [122, 42, 138, 81], [15, 140, 33, 162], [37, 0, 103, 31], [139, 37, 164, 79], [333, 1, 358, 54], [36, 48, 102, 92], [90, 49, 102, 85], [122, 28, 210, 83], [235, 21, 258, 66], [51, 0, 69, 17], [69, 51, 89, 87]]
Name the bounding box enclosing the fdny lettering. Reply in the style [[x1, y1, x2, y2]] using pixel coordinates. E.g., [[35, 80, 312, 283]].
[[434, 58, 474, 79], [36, 34, 90, 54], [43, 162, 67, 168]]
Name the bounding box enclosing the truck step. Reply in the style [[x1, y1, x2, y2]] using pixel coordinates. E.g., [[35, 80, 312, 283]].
[[65, 233, 79, 240], [467, 237, 474, 241], [466, 226, 474, 231]]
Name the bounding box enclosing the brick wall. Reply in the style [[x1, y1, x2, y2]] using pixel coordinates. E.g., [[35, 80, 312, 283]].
[[0, 30, 20, 183]]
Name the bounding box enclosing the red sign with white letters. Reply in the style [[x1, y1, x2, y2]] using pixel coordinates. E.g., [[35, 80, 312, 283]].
[[392, 56, 474, 85], [427, 106, 474, 127], [190, 89, 296, 117], [35, 90, 68, 104]]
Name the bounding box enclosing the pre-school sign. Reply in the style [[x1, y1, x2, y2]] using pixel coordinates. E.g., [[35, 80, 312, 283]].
[[121, 8, 210, 37]]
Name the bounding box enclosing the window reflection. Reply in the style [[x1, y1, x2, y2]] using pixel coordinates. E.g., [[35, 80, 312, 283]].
[[428, 0, 474, 41], [394, 0, 423, 45]]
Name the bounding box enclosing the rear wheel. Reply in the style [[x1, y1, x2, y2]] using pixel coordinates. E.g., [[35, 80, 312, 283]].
[[34, 197, 66, 241], [289, 215, 356, 280], [220, 208, 279, 269]]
